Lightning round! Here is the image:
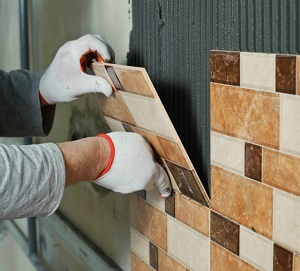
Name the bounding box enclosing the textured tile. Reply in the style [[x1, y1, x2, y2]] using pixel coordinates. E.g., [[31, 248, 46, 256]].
[[165, 160, 209, 206], [211, 241, 259, 271], [131, 253, 153, 271], [211, 131, 245, 175], [273, 189, 300, 253], [240, 52, 276, 92], [276, 55, 296, 95], [165, 191, 175, 217], [131, 194, 167, 251], [211, 165, 273, 238], [104, 116, 126, 132], [210, 211, 239, 255], [149, 242, 158, 270], [105, 66, 123, 90], [146, 189, 165, 212], [92, 63, 117, 91], [263, 148, 300, 196], [294, 253, 300, 271], [167, 216, 210, 271], [240, 226, 274, 271], [280, 94, 300, 156], [175, 193, 210, 237], [297, 57, 300, 96], [161, 159, 181, 193], [131, 227, 150, 264], [273, 244, 293, 271], [211, 83, 280, 149], [210, 51, 240, 86], [158, 249, 187, 271], [245, 143, 262, 182]]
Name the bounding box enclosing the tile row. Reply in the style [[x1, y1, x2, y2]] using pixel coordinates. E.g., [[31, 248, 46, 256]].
[[210, 51, 300, 95]]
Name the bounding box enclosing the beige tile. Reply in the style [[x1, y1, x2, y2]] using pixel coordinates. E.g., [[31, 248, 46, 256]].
[[211, 165, 273, 239], [92, 63, 117, 91], [211, 242, 259, 271], [158, 249, 187, 271], [211, 83, 280, 149], [175, 193, 210, 237], [297, 57, 300, 96], [240, 52, 276, 92], [167, 216, 210, 271], [280, 94, 300, 156], [131, 253, 154, 271], [146, 188, 165, 212], [211, 131, 245, 175], [263, 148, 300, 196], [121, 92, 175, 140], [239, 226, 274, 271], [294, 253, 300, 271], [273, 189, 300, 253], [131, 194, 167, 251], [131, 227, 150, 264], [104, 116, 126, 132]]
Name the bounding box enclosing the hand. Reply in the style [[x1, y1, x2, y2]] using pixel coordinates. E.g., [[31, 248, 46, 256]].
[[94, 132, 172, 197], [39, 34, 114, 105]]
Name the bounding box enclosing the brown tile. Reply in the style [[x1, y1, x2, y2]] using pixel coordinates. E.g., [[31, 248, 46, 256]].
[[105, 66, 123, 90], [158, 249, 187, 271], [211, 165, 273, 239], [294, 253, 300, 271], [165, 160, 209, 207], [92, 63, 117, 91], [297, 57, 300, 96], [175, 193, 210, 237], [131, 252, 153, 271], [149, 242, 158, 270], [210, 51, 240, 86], [211, 211, 239, 255], [131, 194, 167, 251], [263, 148, 300, 196], [165, 191, 175, 217], [274, 244, 293, 271], [134, 190, 146, 200], [210, 83, 280, 149], [276, 55, 296, 95], [245, 143, 262, 182], [94, 91, 136, 125]]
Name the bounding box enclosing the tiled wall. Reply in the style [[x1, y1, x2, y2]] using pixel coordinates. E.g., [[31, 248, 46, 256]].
[[131, 51, 300, 271]]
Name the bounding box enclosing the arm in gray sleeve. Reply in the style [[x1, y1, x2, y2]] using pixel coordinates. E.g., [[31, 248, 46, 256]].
[[0, 143, 65, 221], [0, 69, 56, 137]]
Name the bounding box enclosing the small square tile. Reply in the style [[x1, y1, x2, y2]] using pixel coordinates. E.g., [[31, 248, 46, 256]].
[[294, 253, 300, 271], [211, 211, 240, 255], [273, 189, 300, 253], [273, 244, 293, 271], [276, 55, 296, 95], [167, 216, 210, 271], [240, 52, 276, 92], [131, 227, 150, 264], [245, 143, 262, 182], [146, 189, 165, 212], [211, 131, 245, 175], [210, 51, 240, 86], [297, 57, 300, 96], [149, 242, 158, 270], [165, 191, 175, 217], [240, 226, 274, 271], [131, 253, 153, 271], [104, 116, 126, 132], [158, 249, 187, 271], [105, 66, 123, 90]]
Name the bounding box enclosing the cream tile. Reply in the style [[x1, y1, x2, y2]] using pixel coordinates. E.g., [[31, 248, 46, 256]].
[[240, 52, 276, 92], [121, 92, 175, 140], [240, 226, 274, 271], [280, 94, 300, 156], [167, 216, 210, 271], [131, 227, 150, 264], [274, 189, 300, 253], [104, 116, 126, 132], [146, 189, 165, 212], [211, 132, 245, 175]]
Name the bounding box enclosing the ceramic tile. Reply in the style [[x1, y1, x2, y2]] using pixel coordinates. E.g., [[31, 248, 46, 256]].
[[161, 159, 181, 194], [146, 188, 165, 212], [276, 55, 296, 95], [167, 216, 210, 271], [91, 63, 117, 91], [297, 57, 300, 96], [211, 165, 273, 238], [165, 191, 175, 217], [131, 227, 150, 264], [211, 83, 280, 149], [294, 253, 300, 271], [210, 211, 239, 255], [245, 143, 262, 182], [105, 66, 123, 90], [158, 249, 187, 271], [131, 194, 167, 251], [104, 116, 126, 132], [131, 253, 153, 271], [210, 51, 240, 86], [149, 242, 158, 270], [280, 94, 300, 156], [211, 241, 259, 271], [175, 193, 210, 237], [273, 244, 293, 271], [273, 189, 300, 253], [263, 148, 300, 196], [165, 160, 209, 206], [211, 131, 245, 175], [240, 52, 276, 92], [239, 226, 274, 271]]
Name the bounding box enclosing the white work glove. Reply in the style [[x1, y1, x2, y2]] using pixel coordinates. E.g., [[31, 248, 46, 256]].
[[94, 132, 172, 197], [39, 34, 114, 104]]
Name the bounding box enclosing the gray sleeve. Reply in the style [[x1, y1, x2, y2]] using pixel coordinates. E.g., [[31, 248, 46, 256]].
[[0, 69, 56, 137], [0, 143, 65, 221]]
